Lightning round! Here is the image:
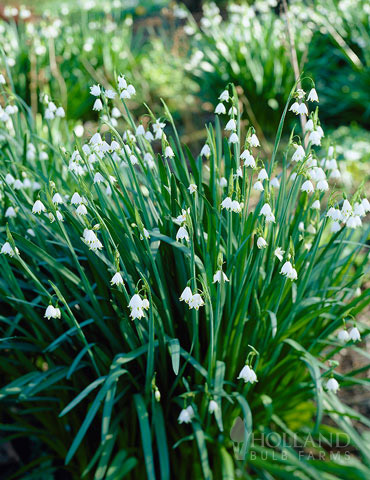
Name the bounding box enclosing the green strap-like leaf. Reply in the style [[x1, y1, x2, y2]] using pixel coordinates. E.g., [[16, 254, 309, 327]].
[[134, 394, 156, 480]]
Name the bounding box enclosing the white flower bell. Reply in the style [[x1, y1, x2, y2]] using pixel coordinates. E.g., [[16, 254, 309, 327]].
[[237, 365, 257, 383]]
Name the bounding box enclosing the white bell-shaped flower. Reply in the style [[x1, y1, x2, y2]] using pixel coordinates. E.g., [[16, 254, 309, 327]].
[[225, 119, 236, 131], [248, 134, 260, 148], [326, 378, 339, 393], [1, 241, 17, 257], [237, 365, 257, 383], [178, 406, 195, 424], [165, 146, 175, 158], [331, 221, 341, 233], [257, 169, 268, 181], [215, 103, 226, 115], [260, 203, 272, 217], [307, 88, 319, 102], [32, 200, 46, 214], [180, 286, 193, 303], [111, 272, 124, 286], [208, 400, 218, 414], [292, 145, 305, 162], [257, 237, 267, 249], [188, 293, 204, 310], [349, 327, 361, 342], [176, 226, 189, 242], [71, 192, 82, 205], [221, 197, 233, 211], [301, 180, 314, 193], [240, 150, 255, 168], [44, 305, 61, 319], [93, 99, 103, 111], [52, 193, 63, 204], [337, 330, 349, 342], [219, 90, 229, 102], [274, 247, 285, 261], [253, 181, 264, 192], [213, 269, 229, 283], [90, 84, 101, 96], [188, 184, 197, 194], [200, 144, 211, 157]]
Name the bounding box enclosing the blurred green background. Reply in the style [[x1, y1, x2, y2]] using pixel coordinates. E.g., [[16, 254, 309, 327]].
[[1, 0, 369, 177]]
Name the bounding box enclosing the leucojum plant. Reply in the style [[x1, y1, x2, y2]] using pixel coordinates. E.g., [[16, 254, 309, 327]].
[[0, 67, 370, 479]]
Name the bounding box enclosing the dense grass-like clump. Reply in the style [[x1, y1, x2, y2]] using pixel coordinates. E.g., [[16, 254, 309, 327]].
[[0, 65, 369, 479]]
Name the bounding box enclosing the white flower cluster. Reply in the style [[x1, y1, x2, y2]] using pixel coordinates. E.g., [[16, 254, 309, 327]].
[[0, 103, 18, 123], [44, 99, 65, 120], [326, 198, 370, 232], [111, 272, 124, 286], [253, 168, 268, 192], [128, 294, 149, 320], [337, 327, 361, 343], [221, 197, 243, 213], [237, 365, 258, 383], [280, 261, 298, 281], [44, 305, 61, 320], [0, 241, 19, 257], [180, 286, 205, 310], [213, 269, 229, 283], [82, 228, 103, 251], [259, 203, 275, 223], [178, 405, 195, 424]]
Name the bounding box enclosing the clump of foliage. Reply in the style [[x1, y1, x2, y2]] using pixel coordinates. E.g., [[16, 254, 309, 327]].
[[0, 66, 369, 480], [307, 0, 370, 128], [182, 1, 312, 135], [182, 0, 370, 135], [0, 1, 196, 122]]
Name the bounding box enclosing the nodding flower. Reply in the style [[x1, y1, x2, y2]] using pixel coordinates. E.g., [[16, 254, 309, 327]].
[[292, 145, 305, 162], [188, 293, 204, 310], [178, 406, 195, 424], [208, 400, 218, 414], [337, 330, 349, 342], [237, 365, 258, 384], [32, 200, 46, 214], [200, 144, 211, 157], [349, 327, 361, 342], [176, 226, 189, 242], [326, 378, 339, 393], [219, 90, 229, 102], [52, 193, 64, 204], [229, 133, 239, 144], [257, 237, 267, 249], [307, 88, 319, 102], [1, 241, 18, 257], [165, 146, 175, 158], [240, 150, 256, 168], [213, 269, 229, 284], [225, 119, 236, 131], [93, 99, 103, 111], [90, 84, 101, 96], [188, 184, 197, 194], [180, 286, 193, 303], [248, 133, 260, 147], [301, 180, 314, 193], [44, 305, 61, 320], [274, 247, 285, 262], [280, 261, 298, 281], [257, 168, 268, 181], [128, 294, 147, 320], [215, 103, 226, 115]]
